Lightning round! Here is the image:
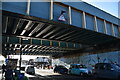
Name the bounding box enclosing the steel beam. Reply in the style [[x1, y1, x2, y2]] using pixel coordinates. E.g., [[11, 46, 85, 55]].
[[50, 0, 53, 20], [4, 17, 8, 33], [36, 25, 53, 37], [26, 0, 31, 15], [103, 20, 107, 34], [94, 16, 98, 32], [43, 27, 61, 39], [82, 12, 86, 28], [68, 6, 72, 24], [111, 24, 115, 36]]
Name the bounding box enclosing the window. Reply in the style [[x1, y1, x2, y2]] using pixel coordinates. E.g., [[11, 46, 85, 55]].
[[106, 64, 112, 70], [99, 64, 106, 70]]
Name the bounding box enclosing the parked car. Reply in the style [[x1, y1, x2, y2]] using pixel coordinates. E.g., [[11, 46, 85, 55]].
[[54, 65, 68, 74], [69, 64, 91, 76], [25, 65, 35, 75], [93, 63, 120, 79]]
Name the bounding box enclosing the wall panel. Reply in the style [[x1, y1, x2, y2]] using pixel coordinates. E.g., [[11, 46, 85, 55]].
[[2, 2, 27, 15], [71, 9, 82, 27], [86, 14, 94, 30], [113, 25, 119, 37], [30, 2, 50, 19], [106, 22, 112, 35], [97, 18, 104, 33]]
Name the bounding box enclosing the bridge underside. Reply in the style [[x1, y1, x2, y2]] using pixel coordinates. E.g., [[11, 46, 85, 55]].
[[2, 10, 120, 58]]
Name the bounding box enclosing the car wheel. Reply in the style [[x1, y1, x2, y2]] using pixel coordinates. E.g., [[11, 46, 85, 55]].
[[68, 70, 71, 74], [80, 72, 84, 77]]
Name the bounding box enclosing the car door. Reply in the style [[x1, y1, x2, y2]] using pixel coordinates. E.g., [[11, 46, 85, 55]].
[[97, 64, 106, 78], [74, 65, 80, 75], [98, 64, 117, 79], [70, 65, 75, 74], [105, 64, 118, 79], [73, 65, 78, 75]]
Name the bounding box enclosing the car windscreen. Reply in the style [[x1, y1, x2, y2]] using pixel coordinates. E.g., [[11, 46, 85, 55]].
[[112, 64, 120, 70], [28, 66, 34, 69], [58, 66, 66, 69], [79, 65, 87, 68], [20, 67, 25, 71]]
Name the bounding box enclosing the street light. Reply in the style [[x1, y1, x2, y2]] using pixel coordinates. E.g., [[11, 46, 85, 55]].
[[19, 38, 28, 70]]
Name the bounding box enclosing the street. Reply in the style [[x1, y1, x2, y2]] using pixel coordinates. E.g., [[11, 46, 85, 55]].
[[0, 67, 116, 80], [27, 68, 113, 80]]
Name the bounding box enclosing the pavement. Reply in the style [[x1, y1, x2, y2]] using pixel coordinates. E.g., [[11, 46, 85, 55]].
[[0, 70, 3, 80]]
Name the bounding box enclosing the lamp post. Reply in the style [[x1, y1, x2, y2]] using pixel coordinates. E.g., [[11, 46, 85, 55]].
[[97, 54, 100, 63], [19, 38, 22, 70], [19, 38, 28, 70]]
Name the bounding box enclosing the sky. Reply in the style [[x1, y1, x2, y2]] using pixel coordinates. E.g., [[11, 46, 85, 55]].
[[87, 1, 119, 17]]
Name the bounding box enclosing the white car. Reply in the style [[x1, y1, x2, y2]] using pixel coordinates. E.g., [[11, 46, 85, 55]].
[[25, 65, 35, 75], [69, 64, 91, 76]]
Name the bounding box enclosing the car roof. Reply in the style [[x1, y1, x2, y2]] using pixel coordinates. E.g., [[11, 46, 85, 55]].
[[95, 63, 112, 65], [70, 64, 81, 65], [26, 65, 34, 67]]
